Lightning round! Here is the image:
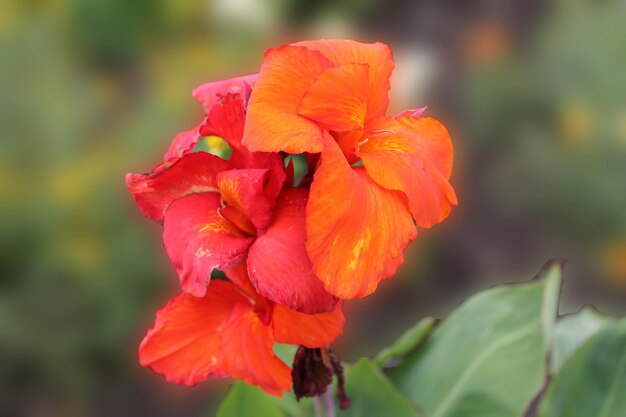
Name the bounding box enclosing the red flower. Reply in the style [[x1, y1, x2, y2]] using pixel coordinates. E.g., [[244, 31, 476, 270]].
[[138, 264, 344, 395], [242, 40, 457, 299], [126, 81, 335, 314]]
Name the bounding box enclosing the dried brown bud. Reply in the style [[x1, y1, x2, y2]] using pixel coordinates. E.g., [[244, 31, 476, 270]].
[[291, 346, 351, 409]]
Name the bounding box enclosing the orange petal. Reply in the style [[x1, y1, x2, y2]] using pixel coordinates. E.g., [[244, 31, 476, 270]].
[[217, 169, 273, 234], [219, 303, 292, 395], [306, 139, 417, 299], [272, 301, 345, 348], [295, 40, 394, 121], [248, 189, 337, 314], [360, 115, 457, 228], [298, 63, 369, 132], [242, 45, 332, 154], [163, 193, 254, 296], [139, 282, 290, 395], [138, 281, 248, 386]]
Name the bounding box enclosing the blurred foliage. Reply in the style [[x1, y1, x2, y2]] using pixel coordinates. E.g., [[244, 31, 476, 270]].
[[463, 0, 626, 277], [216, 382, 287, 417], [374, 317, 435, 368]]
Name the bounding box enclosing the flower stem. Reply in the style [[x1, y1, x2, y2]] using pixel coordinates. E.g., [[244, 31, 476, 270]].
[[322, 389, 336, 417], [313, 396, 322, 417], [313, 390, 336, 417]]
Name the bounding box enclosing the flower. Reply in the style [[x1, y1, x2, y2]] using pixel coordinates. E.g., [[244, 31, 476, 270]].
[[128, 40, 456, 400], [138, 264, 344, 395], [242, 40, 457, 299], [126, 81, 336, 314]]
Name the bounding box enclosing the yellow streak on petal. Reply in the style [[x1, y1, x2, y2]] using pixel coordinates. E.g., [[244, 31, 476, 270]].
[[348, 226, 372, 270], [198, 216, 246, 237]]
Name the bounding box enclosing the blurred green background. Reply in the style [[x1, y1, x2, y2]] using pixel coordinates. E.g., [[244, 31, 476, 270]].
[[1, 0, 625, 415]]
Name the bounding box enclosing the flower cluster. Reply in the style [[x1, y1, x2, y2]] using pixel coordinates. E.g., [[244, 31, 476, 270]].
[[127, 39, 456, 396]]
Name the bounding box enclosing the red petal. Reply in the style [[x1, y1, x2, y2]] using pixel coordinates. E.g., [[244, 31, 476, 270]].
[[163, 124, 203, 161], [199, 91, 286, 204], [242, 45, 332, 154], [126, 152, 230, 222], [219, 303, 292, 395], [217, 169, 273, 234], [163, 193, 254, 296], [138, 281, 248, 386], [192, 73, 258, 111], [164, 77, 257, 162], [230, 151, 286, 205], [248, 189, 337, 314], [306, 139, 417, 299], [224, 261, 263, 301], [199, 92, 246, 154], [285, 159, 295, 187], [272, 301, 345, 348], [295, 40, 394, 121], [298, 63, 370, 132], [360, 115, 457, 228]]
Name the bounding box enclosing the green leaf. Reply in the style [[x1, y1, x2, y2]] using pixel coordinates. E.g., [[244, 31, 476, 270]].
[[375, 317, 436, 367], [216, 358, 423, 417], [537, 318, 626, 417], [270, 344, 314, 417], [340, 358, 423, 417], [272, 392, 312, 417], [216, 382, 287, 417], [389, 261, 562, 417], [273, 343, 298, 365], [551, 306, 613, 373]]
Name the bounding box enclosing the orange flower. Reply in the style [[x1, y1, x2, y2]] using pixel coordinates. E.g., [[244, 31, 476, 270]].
[[139, 264, 344, 395], [242, 40, 457, 299]]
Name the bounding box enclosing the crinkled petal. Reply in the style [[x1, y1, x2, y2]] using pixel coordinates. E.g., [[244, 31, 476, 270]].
[[192, 73, 258, 111], [295, 39, 394, 120], [228, 151, 286, 208], [306, 139, 417, 299], [217, 169, 273, 234], [248, 189, 337, 314], [138, 281, 248, 386], [126, 152, 230, 222], [272, 301, 344, 348], [219, 303, 292, 395], [360, 115, 457, 228], [164, 78, 257, 162], [242, 45, 332, 154], [163, 124, 203, 161], [199, 93, 246, 153], [163, 193, 254, 296], [298, 63, 370, 132]]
